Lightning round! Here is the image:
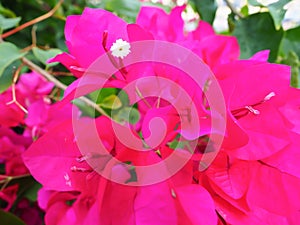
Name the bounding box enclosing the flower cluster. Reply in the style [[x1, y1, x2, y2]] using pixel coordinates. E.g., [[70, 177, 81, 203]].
[[0, 72, 76, 224], [18, 6, 300, 225]]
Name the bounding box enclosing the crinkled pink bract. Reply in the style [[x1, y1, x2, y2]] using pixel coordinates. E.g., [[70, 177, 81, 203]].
[[0, 68, 77, 219], [23, 5, 300, 225], [49, 8, 129, 77]]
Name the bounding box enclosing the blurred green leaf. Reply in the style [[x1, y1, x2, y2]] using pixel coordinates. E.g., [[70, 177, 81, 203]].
[[268, 0, 290, 30], [168, 140, 186, 149], [232, 12, 283, 62], [32, 47, 62, 67], [73, 98, 100, 118], [105, 0, 141, 22], [0, 3, 16, 17], [0, 42, 25, 79], [117, 90, 129, 106], [0, 210, 26, 225], [190, 0, 217, 24], [0, 15, 21, 32], [280, 26, 300, 59], [113, 107, 140, 125], [0, 60, 22, 93], [89, 88, 117, 103], [141, 2, 171, 12], [99, 95, 122, 110], [280, 51, 300, 88], [240, 5, 249, 17], [23, 181, 42, 202], [248, 0, 263, 6]]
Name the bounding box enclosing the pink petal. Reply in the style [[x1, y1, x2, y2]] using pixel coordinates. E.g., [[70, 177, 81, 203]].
[[262, 132, 300, 178], [134, 182, 177, 225], [206, 151, 250, 199], [127, 24, 153, 42], [247, 162, 300, 217], [175, 184, 217, 225], [23, 119, 90, 191], [188, 20, 215, 41], [250, 50, 270, 62]]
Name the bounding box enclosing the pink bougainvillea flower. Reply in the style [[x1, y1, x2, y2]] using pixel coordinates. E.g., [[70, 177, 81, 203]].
[[205, 151, 250, 200], [38, 176, 218, 225], [216, 60, 292, 159], [24, 114, 220, 225], [277, 87, 300, 134], [49, 8, 129, 77], [246, 161, 300, 224], [136, 6, 185, 42], [191, 35, 240, 72], [29, 5, 300, 225], [25, 100, 79, 138], [0, 127, 31, 176], [261, 132, 300, 179], [136, 6, 240, 72], [23, 118, 99, 192], [141, 106, 178, 149], [42, 191, 79, 225], [17, 72, 54, 104], [122, 73, 210, 140], [0, 71, 54, 128], [15, 198, 44, 225], [0, 90, 25, 127], [0, 184, 19, 211], [185, 20, 215, 42]]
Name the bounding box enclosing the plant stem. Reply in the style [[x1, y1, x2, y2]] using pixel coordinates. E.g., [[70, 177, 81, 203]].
[[21, 57, 109, 116], [1, 0, 63, 39], [0, 174, 31, 191]]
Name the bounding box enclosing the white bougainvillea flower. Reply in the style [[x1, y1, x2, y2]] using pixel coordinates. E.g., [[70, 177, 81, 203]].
[[110, 39, 131, 59]]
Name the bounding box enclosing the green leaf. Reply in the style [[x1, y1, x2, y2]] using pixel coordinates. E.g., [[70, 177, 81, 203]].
[[23, 181, 42, 202], [232, 12, 283, 62], [105, 0, 141, 22], [280, 26, 300, 59], [117, 90, 129, 106], [240, 5, 249, 17], [168, 140, 186, 149], [190, 0, 217, 24], [32, 47, 62, 67], [0, 3, 16, 17], [89, 88, 117, 103], [0, 60, 21, 93], [0, 210, 26, 225], [290, 57, 300, 88], [99, 95, 122, 110], [141, 2, 171, 13], [72, 99, 100, 118], [248, 0, 263, 6], [268, 0, 290, 30], [113, 107, 140, 125], [0, 15, 21, 32], [280, 51, 300, 88], [0, 42, 25, 78]]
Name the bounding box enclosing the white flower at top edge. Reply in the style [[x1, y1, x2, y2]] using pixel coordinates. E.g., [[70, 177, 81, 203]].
[[110, 39, 131, 59]]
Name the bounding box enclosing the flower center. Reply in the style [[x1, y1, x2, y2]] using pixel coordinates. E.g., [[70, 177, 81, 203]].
[[110, 38, 131, 59]]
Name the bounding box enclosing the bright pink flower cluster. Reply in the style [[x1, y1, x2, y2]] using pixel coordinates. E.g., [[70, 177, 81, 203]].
[[21, 6, 300, 225], [0, 72, 75, 224]]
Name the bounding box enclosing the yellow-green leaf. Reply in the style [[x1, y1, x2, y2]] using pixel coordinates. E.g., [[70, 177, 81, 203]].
[[99, 95, 122, 110]]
